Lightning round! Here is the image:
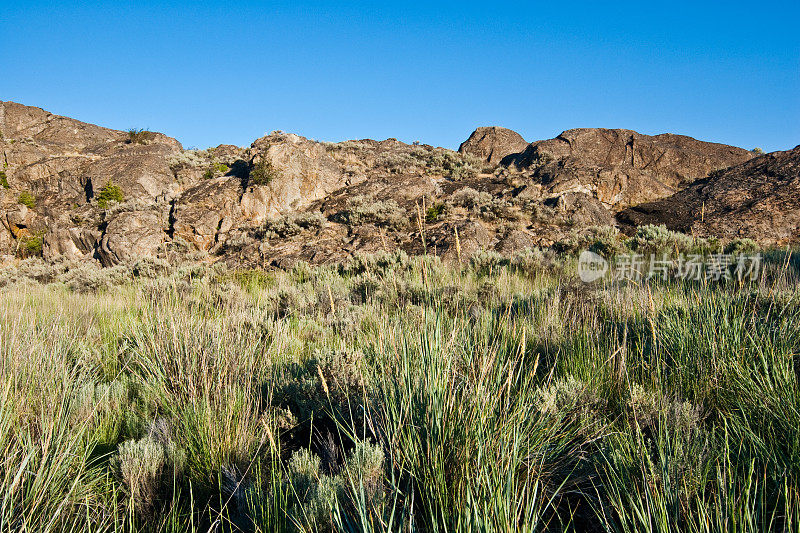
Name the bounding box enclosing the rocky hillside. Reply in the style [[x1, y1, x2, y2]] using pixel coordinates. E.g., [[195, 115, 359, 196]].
[[0, 101, 791, 268], [510, 128, 754, 210], [618, 145, 800, 244]]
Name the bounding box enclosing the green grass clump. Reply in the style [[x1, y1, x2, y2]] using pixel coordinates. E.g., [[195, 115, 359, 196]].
[[0, 171, 9, 189], [96, 182, 124, 209], [17, 190, 35, 208], [0, 246, 799, 530]]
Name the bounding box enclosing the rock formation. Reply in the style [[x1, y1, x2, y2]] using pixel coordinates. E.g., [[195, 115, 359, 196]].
[[1, 101, 794, 269], [458, 126, 528, 164], [618, 146, 800, 244], [514, 128, 754, 210]]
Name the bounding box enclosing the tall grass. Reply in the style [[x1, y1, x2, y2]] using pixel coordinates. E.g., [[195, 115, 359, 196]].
[[0, 249, 798, 531]]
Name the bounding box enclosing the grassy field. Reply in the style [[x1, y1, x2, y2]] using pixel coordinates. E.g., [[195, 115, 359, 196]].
[[1, 241, 800, 532]]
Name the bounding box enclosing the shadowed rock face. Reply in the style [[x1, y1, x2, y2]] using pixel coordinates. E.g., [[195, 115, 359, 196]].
[[515, 128, 754, 210], [618, 146, 800, 244], [458, 127, 528, 164], [1, 101, 794, 268]]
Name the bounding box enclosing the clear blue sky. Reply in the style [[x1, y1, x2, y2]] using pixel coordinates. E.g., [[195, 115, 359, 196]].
[[2, 1, 798, 152]]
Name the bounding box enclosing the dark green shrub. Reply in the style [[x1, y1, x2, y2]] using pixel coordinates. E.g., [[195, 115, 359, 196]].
[[250, 159, 280, 186], [0, 171, 9, 189], [97, 182, 124, 209], [25, 235, 43, 257], [17, 232, 44, 258], [18, 191, 36, 208], [425, 202, 446, 222]]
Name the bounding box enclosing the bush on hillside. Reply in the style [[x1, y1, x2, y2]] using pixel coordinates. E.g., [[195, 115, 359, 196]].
[[127, 128, 155, 145], [262, 211, 326, 239], [250, 159, 281, 186], [449, 187, 515, 221], [97, 182, 124, 209], [335, 195, 408, 229]]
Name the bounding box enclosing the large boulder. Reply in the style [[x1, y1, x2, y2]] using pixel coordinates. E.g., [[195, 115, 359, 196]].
[[514, 128, 754, 210], [98, 209, 167, 266], [172, 133, 354, 252], [172, 177, 243, 252], [618, 146, 800, 244], [458, 127, 528, 165], [0, 101, 119, 150], [0, 101, 181, 207], [244, 132, 348, 220], [83, 142, 181, 203]]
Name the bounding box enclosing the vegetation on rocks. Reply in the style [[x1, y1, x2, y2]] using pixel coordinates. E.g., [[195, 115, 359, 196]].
[[97, 182, 125, 209], [1, 101, 793, 266], [261, 211, 326, 239], [16, 231, 44, 258], [334, 195, 408, 229], [203, 162, 230, 179], [425, 201, 446, 222], [17, 190, 35, 208], [250, 159, 281, 186], [449, 186, 516, 221], [127, 128, 155, 144]]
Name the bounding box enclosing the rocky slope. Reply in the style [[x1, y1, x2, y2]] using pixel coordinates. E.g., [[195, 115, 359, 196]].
[[618, 146, 800, 244], [0, 101, 791, 269], [505, 128, 754, 210]]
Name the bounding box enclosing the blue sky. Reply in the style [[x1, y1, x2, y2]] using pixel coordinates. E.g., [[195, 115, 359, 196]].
[[2, 1, 798, 152]]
